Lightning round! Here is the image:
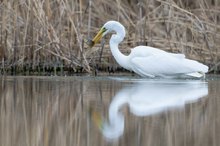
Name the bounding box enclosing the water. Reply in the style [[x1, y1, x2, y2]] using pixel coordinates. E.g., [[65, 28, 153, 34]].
[[0, 75, 220, 146]]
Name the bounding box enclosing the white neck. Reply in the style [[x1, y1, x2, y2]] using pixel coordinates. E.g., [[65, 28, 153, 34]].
[[109, 24, 131, 70], [102, 89, 129, 139]]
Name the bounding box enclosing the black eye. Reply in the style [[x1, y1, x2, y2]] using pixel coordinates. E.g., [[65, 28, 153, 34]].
[[103, 27, 107, 32]]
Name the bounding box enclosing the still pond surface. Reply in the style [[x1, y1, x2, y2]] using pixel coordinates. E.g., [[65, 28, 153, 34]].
[[0, 75, 220, 146]]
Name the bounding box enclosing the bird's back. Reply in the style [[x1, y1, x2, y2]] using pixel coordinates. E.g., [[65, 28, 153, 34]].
[[130, 46, 168, 57]]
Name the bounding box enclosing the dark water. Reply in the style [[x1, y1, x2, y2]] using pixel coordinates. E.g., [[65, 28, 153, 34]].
[[0, 75, 219, 146]]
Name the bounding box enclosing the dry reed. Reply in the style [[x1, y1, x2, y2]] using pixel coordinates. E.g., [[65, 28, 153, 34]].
[[0, 0, 220, 75]]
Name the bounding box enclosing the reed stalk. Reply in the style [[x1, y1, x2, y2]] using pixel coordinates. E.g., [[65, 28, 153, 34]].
[[0, 0, 219, 75]]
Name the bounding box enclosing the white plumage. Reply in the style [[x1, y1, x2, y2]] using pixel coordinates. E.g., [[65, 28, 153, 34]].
[[91, 21, 208, 78]]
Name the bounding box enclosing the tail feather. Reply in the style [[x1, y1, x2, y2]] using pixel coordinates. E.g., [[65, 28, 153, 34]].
[[187, 72, 205, 78], [184, 59, 209, 73]]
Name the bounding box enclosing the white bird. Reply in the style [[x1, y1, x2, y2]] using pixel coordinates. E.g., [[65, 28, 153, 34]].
[[92, 80, 208, 140], [89, 21, 209, 78]]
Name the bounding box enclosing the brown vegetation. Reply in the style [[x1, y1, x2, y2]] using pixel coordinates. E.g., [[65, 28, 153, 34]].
[[0, 0, 220, 75]]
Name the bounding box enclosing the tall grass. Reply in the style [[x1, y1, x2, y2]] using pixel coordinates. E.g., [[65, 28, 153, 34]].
[[0, 0, 220, 75]]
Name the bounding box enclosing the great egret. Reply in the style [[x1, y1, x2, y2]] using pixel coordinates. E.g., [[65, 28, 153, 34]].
[[92, 79, 208, 140], [89, 21, 209, 78]]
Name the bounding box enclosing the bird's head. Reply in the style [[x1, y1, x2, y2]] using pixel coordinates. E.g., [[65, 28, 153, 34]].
[[86, 21, 123, 47]]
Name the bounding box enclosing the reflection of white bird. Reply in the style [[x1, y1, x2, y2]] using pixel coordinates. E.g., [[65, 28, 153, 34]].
[[90, 21, 208, 78], [93, 80, 208, 140]]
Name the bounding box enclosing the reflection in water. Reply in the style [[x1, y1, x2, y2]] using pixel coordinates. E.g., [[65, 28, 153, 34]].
[[99, 80, 208, 140], [1, 76, 220, 146]]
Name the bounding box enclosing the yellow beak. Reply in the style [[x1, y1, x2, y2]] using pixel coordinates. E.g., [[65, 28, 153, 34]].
[[88, 28, 105, 47], [91, 111, 103, 130]]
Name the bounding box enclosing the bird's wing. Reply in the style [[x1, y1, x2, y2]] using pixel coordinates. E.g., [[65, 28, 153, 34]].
[[130, 53, 193, 77], [129, 46, 208, 77], [130, 46, 186, 59]]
